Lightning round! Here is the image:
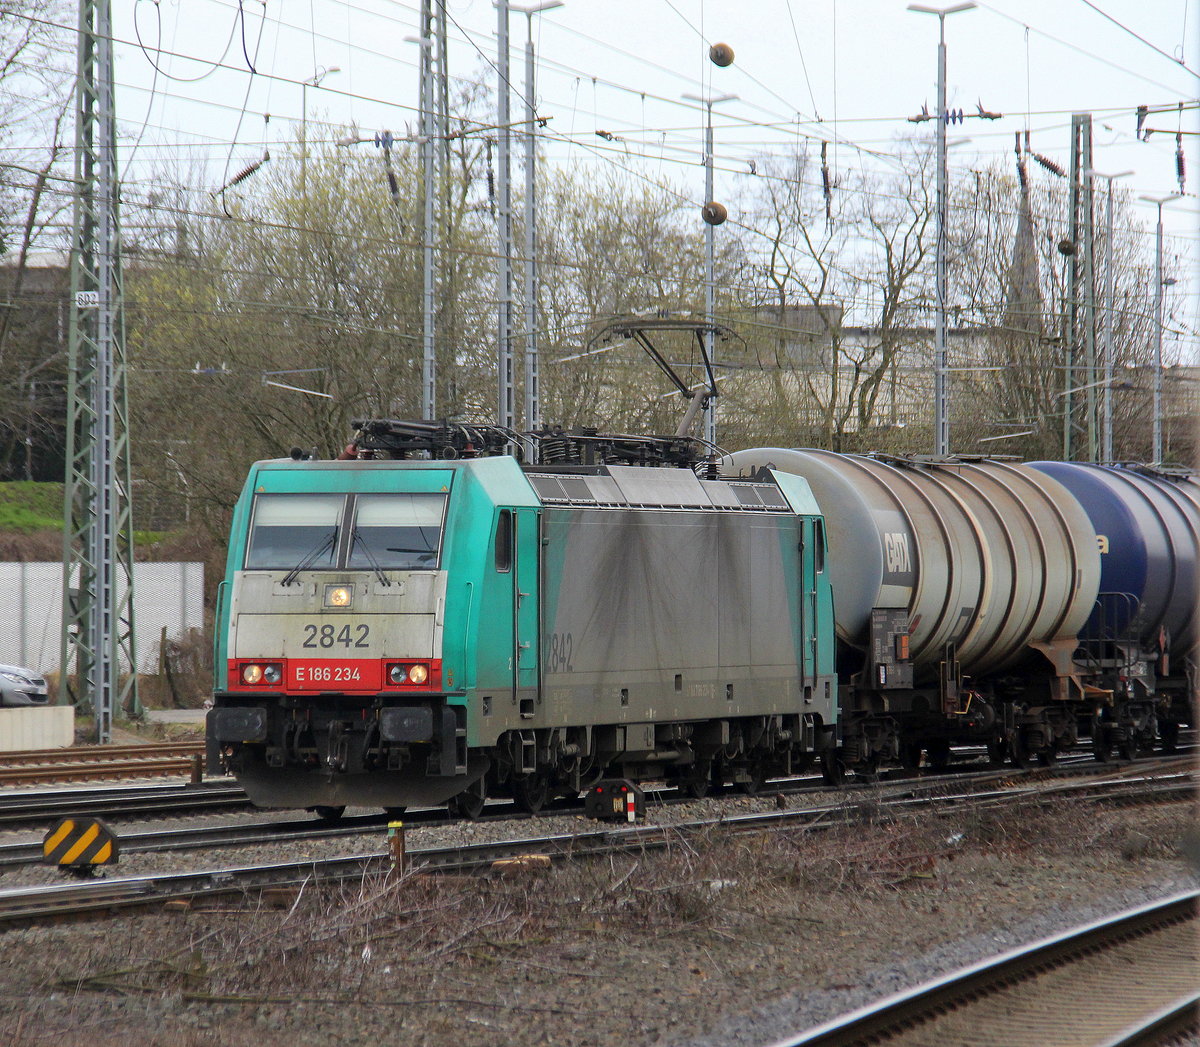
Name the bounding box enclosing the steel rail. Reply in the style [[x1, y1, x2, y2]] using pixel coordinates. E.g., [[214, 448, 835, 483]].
[[0, 783, 249, 827], [0, 756, 204, 786], [1095, 991, 1200, 1047], [766, 892, 1199, 1047], [0, 742, 205, 766]]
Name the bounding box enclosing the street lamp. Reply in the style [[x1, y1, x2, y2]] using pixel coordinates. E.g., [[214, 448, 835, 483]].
[[301, 65, 341, 201], [1084, 168, 1132, 462], [908, 1, 976, 457], [1138, 193, 1181, 463], [512, 2, 565, 437], [682, 91, 737, 446]]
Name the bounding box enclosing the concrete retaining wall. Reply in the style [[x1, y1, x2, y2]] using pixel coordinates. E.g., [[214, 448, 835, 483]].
[[0, 707, 75, 751]]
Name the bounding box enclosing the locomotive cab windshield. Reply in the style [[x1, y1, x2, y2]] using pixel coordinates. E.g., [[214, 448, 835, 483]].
[[246, 491, 447, 574]]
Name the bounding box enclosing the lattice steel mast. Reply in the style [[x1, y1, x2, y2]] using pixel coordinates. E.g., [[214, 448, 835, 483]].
[[60, 0, 139, 740]]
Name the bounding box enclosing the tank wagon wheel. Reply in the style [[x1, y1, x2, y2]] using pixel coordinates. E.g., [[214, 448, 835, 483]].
[[1036, 747, 1057, 768], [986, 738, 1007, 766], [1160, 720, 1180, 753], [926, 739, 951, 772], [512, 772, 550, 814], [384, 806, 407, 819], [312, 805, 346, 823], [1117, 735, 1136, 762], [900, 742, 923, 771], [1091, 721, 1113, 762], [820, 750, 846, 788], [1009, 734, 1033, 769], [448, 779, 487, 821]]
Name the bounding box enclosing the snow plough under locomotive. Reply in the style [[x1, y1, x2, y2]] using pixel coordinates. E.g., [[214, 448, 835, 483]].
[[207, 421, 1197, 815]]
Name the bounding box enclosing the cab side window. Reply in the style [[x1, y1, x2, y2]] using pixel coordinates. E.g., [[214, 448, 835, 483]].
[[495, 509, 513, 572]]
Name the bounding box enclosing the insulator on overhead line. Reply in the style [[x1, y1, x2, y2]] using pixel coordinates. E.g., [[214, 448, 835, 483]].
[[1032, 152, 1065, 177], [701, 201, 728, 226], [709, 42, 734, 67], [224, 152, 270, 191], [1177, 132, 1186, 193], [1136, 105, 1148, 140]]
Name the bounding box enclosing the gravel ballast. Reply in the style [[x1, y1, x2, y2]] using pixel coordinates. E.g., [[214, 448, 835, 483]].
[[0, 785, 1194, 1047]]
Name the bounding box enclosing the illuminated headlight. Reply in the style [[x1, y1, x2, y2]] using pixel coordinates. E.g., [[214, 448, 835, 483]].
[[388, 663, 429, 685], [324, 585, 353, 608], [240, 663, 283, 686]]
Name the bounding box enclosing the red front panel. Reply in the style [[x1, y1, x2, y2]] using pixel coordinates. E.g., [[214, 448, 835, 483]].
[[225, 659, 442, 692], [287, 659, 381, 691]]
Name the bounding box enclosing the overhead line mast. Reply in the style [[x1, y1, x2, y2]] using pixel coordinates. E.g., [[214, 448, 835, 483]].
[[60, 0, 139, 741]]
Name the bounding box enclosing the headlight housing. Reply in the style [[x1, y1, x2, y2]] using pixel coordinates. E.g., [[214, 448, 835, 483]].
[[239, 663, 283, 686], [387, 663, 430, 686]]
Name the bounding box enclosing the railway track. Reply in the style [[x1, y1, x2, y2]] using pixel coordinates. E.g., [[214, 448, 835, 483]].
[[0, 752, 1189, 869], [0, 741, 206, 786], [0, 763, 1192, 927], [769, 891, 1199, 1047]]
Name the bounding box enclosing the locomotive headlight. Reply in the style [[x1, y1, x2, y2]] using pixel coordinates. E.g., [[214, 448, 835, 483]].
[[242, 664, 264, 684], [388, 664, 407, 685], [263, 664, 282, 684], [324, 584, 353, 608], [408, 664, 428, 684]]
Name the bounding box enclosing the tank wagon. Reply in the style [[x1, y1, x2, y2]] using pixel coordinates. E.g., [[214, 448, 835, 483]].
[[725, 449, 1197, 770], [1028, 461, 1199, 757], [207, 424, 837, 815]]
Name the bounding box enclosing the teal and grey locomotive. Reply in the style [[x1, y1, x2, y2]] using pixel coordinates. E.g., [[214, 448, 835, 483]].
[[207, 425, 838, 815]]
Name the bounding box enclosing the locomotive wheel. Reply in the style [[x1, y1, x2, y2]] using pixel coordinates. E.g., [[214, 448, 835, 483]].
[[1160, 720, 1180, 753], [512, 772, 550, 814], [680, 760, 713, 799], [383, 806, 408, 819], [927, 739, 951, 772], [449, 779, 486, 821], [735, 760, 767, 795], [312, 805, 346, 823]]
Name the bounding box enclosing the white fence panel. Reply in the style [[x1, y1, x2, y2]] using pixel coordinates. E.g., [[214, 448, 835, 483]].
[[0, 562, 204, 675]]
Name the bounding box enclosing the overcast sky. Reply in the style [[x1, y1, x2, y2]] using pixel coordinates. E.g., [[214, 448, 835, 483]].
[[104, 0, 1199, 358]]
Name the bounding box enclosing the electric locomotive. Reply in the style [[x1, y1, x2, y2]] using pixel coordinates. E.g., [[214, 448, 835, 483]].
[[207, 423, 838, 815]]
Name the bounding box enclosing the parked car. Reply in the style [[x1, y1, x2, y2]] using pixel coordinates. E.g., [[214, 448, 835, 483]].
[[0, 665, 50, 707]]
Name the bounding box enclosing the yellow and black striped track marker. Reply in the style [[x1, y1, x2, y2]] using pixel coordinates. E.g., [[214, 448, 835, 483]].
[[42, 817, 119, 869]]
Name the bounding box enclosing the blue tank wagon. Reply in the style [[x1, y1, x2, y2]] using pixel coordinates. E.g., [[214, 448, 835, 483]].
[[208, 444, 838, 815]]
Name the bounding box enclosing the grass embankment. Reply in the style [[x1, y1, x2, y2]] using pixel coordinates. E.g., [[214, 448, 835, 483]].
[[0, 481, 168, 548]]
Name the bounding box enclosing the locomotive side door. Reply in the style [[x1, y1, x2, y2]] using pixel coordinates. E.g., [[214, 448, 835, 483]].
[[512, 508, 541, 702]]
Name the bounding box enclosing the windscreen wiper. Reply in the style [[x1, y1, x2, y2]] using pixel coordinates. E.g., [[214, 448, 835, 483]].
[[281, 529, 337, 587], [351, 529, 391, 587]]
